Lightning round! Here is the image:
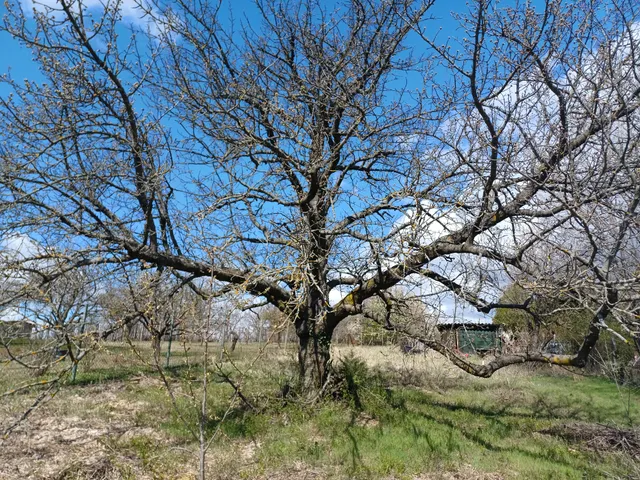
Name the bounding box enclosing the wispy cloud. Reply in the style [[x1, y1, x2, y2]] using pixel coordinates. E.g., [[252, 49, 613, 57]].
[[20, 0, 164, 35]]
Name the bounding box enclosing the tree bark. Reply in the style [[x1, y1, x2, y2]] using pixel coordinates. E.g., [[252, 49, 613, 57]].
[[297, 330, 331, 391], [230, 332, 239, 353], [151, 334, 162, 363], [296, 313, 333, 391]]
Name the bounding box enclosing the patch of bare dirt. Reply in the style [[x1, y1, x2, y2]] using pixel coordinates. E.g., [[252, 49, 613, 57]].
[[51, 457, 124, 480], [0, 383, 166, 479], [253, 461, 329, 479], [238, 440, 262, 462], [129, 375, 166, 389], [539, 423, 640, 457], [0, 415, 129, 479], [407, 465, 505, 479], [354, 412, 379, 428]]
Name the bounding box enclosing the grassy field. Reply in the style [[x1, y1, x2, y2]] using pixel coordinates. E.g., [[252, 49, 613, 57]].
[[1, 341, 639, 479]]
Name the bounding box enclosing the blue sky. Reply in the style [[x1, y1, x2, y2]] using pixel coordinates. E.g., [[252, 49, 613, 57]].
[[0, 0, 546, 324], [0, 0, 474, 87], [0, 0, 547, 102]]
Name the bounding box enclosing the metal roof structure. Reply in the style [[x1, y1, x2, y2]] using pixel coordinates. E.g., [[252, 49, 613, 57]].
[[436, 322, 502, 331]]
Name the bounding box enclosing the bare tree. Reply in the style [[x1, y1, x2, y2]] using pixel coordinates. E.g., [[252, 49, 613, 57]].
[[0, 260, 113, 435], [99, 269, 193, 362], [0, 259, 99, 367], [1, 0, 639, 391]]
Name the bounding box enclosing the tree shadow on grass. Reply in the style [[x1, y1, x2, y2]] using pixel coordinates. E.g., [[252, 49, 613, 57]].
[[394, 391, 599, 472], [205, 406, 265, 440], [70, 362, 204, 386], [345, 423, 370, 478], [322, 387, 598, 476], [416, 392, 619, 424]]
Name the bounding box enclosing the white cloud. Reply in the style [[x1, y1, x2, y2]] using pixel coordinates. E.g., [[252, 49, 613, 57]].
[[328, 288, 346, 307], [0, 306, 25, 322], [1, 233, 39, 260], [21, 0, 165, 36]]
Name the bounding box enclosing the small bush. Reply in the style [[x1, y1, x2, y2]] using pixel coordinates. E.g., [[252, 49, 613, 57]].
[[332, 352, 372, 410]]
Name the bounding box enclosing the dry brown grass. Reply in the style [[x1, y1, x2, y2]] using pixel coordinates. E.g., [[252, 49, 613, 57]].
[[333, 345, 461, 374], [0, 383, 160, 479]]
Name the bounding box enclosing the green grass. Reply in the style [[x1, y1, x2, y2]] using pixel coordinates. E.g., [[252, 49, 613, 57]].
[[128, 351, 639, 479], [211, 374, 638, 479], [2, 342, 639, 479]]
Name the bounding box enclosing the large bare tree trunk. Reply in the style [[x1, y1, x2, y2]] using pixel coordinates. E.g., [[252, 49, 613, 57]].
[[296, 297, 334, 391], [297, 327, 332, 391]]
